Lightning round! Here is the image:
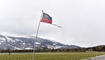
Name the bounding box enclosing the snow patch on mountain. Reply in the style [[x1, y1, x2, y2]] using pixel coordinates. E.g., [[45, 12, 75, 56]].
[[0, 34, 81, 50]]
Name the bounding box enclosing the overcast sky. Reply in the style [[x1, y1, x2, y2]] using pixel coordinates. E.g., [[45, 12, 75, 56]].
[[0, 0, 105, 47]]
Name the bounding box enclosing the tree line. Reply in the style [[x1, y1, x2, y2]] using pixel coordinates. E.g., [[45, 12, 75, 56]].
[[0, 45, 105, 53]]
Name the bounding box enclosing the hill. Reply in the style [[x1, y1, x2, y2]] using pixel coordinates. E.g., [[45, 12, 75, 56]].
[[0, 34, 80, 50]]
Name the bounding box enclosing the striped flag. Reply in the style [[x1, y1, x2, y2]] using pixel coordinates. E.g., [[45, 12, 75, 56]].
[[40, 12, 52, 24]]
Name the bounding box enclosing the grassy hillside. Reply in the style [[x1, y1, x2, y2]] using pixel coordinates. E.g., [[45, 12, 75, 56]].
[[0, 52, 105, 60]]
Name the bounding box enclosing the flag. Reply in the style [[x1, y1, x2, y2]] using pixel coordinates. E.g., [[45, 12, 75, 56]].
[[40, 12, 52, 24]]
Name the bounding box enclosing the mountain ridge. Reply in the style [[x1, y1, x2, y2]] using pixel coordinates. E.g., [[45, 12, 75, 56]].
[[0, 34, 81, 50]]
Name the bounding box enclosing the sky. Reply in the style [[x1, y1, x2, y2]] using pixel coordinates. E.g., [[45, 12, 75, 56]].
[[0, 0, 105, 47]]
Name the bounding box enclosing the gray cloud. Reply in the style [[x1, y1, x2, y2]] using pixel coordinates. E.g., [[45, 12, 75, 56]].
[[0, 0, 105, 47]]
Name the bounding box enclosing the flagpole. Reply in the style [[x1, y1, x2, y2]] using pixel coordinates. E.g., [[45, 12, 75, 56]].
[[32, 10, 43, 60]]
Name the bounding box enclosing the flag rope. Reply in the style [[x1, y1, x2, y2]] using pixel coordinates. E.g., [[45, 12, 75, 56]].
[[52, 24, 62, 28]]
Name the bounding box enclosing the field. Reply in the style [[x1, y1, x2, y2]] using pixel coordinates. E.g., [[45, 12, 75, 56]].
[[0, 52, 105, 60]]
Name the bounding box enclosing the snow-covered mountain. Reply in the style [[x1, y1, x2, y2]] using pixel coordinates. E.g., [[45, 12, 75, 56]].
[[0, 34, 80, 50]]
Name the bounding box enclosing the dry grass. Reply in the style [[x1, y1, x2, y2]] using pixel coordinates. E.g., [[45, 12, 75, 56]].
[[0, 52, 104, 60]]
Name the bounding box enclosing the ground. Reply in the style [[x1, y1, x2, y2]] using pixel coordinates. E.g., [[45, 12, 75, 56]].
[[0, 52, 105, 60]]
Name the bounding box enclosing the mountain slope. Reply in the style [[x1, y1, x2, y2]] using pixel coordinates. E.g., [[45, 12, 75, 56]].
[[0, 34, 80, 50]]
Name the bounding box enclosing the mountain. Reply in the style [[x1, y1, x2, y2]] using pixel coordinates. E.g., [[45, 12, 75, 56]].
[[0, 34, 80, 50]]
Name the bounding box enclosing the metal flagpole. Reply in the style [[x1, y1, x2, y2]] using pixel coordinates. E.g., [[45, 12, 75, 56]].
[[32, 10, 43, 60]]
